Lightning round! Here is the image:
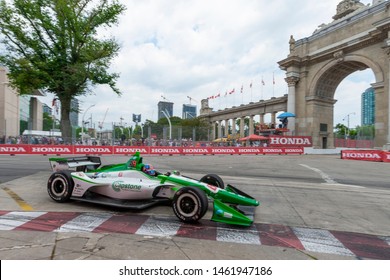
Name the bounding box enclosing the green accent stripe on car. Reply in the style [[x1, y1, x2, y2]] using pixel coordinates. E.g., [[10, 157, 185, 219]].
[[71, 174, 96, 184]]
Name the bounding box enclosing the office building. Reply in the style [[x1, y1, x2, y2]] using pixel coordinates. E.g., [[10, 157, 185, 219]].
[[361, 87, 375, 126], [182, 104, 197, 119], [158, 101, 174, 121], [70, 98, 79, 127], [0, 66, 44, 141]]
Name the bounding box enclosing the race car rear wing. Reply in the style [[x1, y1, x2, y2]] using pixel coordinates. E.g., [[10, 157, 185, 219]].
[[49, 156, 101, 172]]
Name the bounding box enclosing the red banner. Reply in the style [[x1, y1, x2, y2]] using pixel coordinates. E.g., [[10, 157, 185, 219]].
[[268, 136, 312, 147], [382, 152, 390, 162], [0, 144, 305, 156], [341, 150, 386, 162]]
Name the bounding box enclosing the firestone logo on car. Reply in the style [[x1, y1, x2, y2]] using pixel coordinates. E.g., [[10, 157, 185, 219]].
[[112, 181, 142, 192]]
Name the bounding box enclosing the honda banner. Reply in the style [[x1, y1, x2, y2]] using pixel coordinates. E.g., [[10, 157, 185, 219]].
[[341, 150, 387, 162], [0, 145, 304, 156]]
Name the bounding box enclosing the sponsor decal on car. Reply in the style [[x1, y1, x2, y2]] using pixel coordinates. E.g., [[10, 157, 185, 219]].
[[112, 181, 142, 192]]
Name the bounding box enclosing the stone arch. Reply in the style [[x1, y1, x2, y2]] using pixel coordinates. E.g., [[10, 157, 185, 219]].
[[309, 54, 384, 100], [278, 1, 390, 148]]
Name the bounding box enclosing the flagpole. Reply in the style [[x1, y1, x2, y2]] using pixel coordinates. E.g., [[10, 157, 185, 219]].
[[241, 85, 243, 105], [272, 72, 275, 97], [250, 81, 253, 102], [261, 76, 264, 100]]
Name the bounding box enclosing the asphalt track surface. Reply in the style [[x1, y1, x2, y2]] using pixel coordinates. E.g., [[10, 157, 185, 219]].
[[0, 154, 389, 260]]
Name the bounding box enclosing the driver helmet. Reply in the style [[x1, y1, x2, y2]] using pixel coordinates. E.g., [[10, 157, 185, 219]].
[[143, 164, 156, 176]]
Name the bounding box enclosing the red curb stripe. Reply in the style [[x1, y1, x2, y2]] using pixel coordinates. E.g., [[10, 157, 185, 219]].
[[176, 220, 217, 241], [331, 230, 390, 260], [257, 223, 305, 250], [93, 214, 149, 234], [0, 211, 10, 216], [14, 212, 80, 232]]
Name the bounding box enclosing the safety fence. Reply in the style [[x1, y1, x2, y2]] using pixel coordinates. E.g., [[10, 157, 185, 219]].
[[0, 144, 304, 156]]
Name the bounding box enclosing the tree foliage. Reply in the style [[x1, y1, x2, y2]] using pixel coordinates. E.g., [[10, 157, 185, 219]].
[[0, 0, 126, 142]]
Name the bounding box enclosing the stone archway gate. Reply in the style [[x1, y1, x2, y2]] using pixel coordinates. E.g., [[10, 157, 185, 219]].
[[278, 0, 390, 148]]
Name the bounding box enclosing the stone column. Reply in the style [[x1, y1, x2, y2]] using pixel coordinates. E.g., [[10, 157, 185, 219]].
[[285, 76, 300, 135], [249, 115, 254, 135], [218, 120, 222, 139], [384, 36, 390, 147], [211, 122, 216, 140], [259, 113, 265, 125], [225, 119, 230, 137], [271, 112, 276, 128], [232, 118, 237, 137], [239, 116, 245, 137]]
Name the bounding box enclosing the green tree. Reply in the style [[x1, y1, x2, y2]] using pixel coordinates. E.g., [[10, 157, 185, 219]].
[[0, 0, 126, 142], [42, 112, 57, 131]]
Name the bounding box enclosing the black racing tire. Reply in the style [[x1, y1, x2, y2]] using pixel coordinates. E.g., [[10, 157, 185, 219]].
[[172, 186, 208, 223], [200, 174, 225, 189], [47, 171, 74, 202]]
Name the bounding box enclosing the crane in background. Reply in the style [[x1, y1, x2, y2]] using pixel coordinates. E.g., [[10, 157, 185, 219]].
[[187, 96, 198, 105], [161, 94, 171, 102], [98, 108, 109, 130]]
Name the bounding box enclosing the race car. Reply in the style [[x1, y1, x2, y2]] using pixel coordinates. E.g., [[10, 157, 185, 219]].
[[48, 152, 260, 226]]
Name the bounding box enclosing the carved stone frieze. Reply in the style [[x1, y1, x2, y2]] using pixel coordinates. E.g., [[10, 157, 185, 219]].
[[333, 0, 365, 20], [333, 50, 345, 62]]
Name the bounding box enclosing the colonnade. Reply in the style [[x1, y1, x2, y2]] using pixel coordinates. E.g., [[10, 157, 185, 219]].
[[210, 112, 280, 140]]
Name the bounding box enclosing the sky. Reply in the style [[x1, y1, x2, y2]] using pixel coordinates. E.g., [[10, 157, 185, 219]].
[[38, 0, 375, 130]]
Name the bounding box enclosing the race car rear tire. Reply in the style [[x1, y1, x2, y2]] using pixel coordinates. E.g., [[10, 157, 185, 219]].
[[47, 171, 74, 202], [200, 174, 225, 189], [172, 186, 208, 223]]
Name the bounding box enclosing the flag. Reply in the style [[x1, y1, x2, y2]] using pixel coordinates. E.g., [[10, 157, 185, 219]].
[[262, 78, 265, 86], [273, 73, 275, 85], [250, 82, 252, 88], [241, 85, 243, 93]]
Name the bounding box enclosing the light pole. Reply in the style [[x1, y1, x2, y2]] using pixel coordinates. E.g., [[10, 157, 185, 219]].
[[343, 112, 355, 139], [81, 104, 95, 144], [161, 110, 171, 140]]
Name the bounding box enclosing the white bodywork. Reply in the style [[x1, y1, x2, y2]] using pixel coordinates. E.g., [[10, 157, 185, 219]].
[[70, 170, 176, 200]]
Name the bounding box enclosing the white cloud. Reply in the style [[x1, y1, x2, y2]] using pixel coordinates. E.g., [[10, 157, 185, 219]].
[[38, 0, 375, 129]]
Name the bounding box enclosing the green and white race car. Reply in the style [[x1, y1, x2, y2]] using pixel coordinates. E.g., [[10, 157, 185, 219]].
[[48, 152, 260, 226]]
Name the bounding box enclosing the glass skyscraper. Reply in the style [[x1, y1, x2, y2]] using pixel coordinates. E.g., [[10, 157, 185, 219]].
[[361, 87, 375, 126]]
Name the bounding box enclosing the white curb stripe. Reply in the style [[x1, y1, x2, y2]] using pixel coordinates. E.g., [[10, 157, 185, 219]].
[[135, 216, 182, 237], [0, 211, 47, 230], [382, 236, 390, 246], [293, 227, 354, 256], [217, 225, 261, 245], [54, 212, 112, 233]]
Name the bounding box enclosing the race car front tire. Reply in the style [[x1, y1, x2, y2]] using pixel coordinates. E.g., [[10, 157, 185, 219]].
[[47, 171, 74, 202], [172, 186, 208, 223], [200, 174, 225, 189]]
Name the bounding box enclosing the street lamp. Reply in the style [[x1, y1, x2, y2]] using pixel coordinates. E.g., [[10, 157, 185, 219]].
[[161, 110, 172, 140], [343, 112, 355, 139], [81, 104, 95, 144]]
